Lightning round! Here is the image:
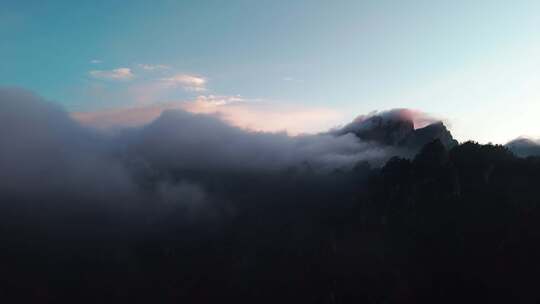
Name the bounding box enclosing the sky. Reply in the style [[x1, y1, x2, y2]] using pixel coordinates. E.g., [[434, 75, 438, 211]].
[[2, 0, 540, 143]]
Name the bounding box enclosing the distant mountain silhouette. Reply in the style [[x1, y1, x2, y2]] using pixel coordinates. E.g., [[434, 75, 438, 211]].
[[336, 112, 457, 150], [506, 137, 540, 157]]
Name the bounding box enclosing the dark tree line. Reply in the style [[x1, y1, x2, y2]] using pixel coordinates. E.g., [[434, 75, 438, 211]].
[[3, 140, 540, 303]]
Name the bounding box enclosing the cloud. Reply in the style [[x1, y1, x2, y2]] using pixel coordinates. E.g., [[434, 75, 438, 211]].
[[283, 76, 304, 83], [160, 74, 207, 92], [126, 109, 392, 174], [0, 88, 227, 219], [0, 87, 403, 300], [182, 96, 343, 135], [1, 87, 394, 210], [0, 88, 393, 179], [85, 66, 208, 104], [138, 63, 170, 71], [0, 87, 398, 297], [0, 88, 136, 201], [73, 102, 178, 130], [5, 88, 540, 301], [89, 68, 134, 81], [73, 95, 344, 135], [90, 59, 102, 64]]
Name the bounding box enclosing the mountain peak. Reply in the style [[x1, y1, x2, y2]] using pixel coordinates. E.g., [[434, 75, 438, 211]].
[[336, 109, 457, 151]]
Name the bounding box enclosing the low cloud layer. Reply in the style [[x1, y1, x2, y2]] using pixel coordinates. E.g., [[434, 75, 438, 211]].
[[1, 88, 398, 223], [125, 109, 392, 174], [0, 88, 136, 203]]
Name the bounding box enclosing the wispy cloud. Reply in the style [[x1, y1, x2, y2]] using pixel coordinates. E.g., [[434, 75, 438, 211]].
[[90, 68, 134, 81], [138, 63, 170, 71], [89, 68, 134, 81], [90, 59, 102, 64], [161, 74, 207, 92], [81, 66, 337, 134], [283, 77, 304, 83], [190, 94, 245, 107]]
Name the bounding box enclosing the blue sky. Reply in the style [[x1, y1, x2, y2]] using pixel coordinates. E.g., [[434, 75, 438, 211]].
[[2, 0, 540, 143]]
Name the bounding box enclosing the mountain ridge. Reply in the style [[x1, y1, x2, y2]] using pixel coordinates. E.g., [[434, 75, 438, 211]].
[[336, 110, 458, 151]]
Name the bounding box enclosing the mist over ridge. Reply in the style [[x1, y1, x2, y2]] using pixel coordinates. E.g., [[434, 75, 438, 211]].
[[3, 87, 540, 303]]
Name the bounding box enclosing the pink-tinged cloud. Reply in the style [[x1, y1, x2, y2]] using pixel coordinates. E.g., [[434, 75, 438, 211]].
[[160, 74, 207, 92], [182, 96, 343, 135], [72, 96, 344, 135], [89, 68, 134, 81]]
